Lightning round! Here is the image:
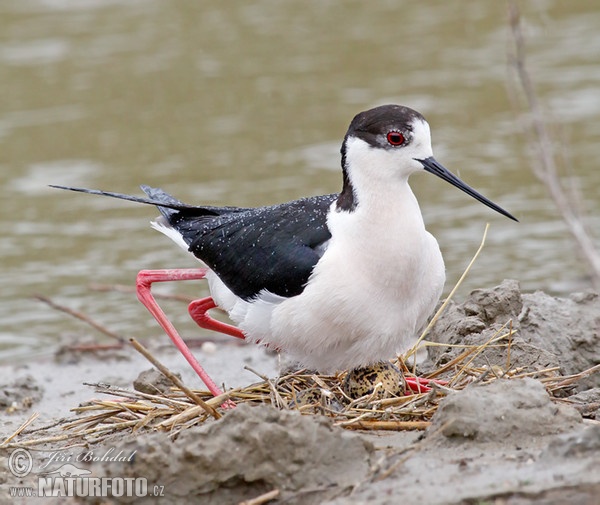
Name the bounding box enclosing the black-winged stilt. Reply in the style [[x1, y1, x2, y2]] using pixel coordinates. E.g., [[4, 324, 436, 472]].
[[53, 104, 517, 397]]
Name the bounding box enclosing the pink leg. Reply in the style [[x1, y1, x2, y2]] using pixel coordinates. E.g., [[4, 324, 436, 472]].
[[136, 269, 227, 397], [188, 297, 245, 340]]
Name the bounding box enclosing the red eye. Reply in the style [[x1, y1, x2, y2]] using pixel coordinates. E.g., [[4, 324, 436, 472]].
[[386, 131, 405, 146]]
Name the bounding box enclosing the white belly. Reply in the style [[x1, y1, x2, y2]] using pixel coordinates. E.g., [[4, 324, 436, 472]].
[[208, 210, 446, 372]]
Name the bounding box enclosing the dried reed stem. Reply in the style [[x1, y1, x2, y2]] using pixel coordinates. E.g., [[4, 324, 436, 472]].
[[34, 294, 125, 343], [129, 338, 221, 420], [508, 2, 600, 288]]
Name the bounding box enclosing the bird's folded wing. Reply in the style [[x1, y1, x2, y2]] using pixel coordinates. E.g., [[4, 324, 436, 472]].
[[176, 194, 337, 300]]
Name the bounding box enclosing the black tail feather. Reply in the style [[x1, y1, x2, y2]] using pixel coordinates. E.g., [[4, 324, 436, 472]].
[[50, 185, 217, 214], [50, 184, 253, 221]]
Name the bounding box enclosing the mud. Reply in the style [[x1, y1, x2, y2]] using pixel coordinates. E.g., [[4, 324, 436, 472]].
[[0, 375, 43, 413], [78, 403, 373, 505], [423, 280, 600, 391], [1, 281, 599, 505]]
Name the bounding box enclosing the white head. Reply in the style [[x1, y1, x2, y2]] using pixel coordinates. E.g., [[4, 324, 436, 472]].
[[336, 104, 517, 221]]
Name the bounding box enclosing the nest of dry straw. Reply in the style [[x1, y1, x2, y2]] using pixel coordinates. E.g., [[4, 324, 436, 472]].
[[7, 331, 595, 451]]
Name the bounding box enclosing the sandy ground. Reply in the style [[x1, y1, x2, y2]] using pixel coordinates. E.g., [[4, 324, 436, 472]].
[[1, 280, 599, 504]]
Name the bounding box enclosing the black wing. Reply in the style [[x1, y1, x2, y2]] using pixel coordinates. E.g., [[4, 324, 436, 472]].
[[169, 193, 337, 300]]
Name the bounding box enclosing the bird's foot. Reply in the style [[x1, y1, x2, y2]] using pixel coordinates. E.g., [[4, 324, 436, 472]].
[[404, 376, 448, 393]]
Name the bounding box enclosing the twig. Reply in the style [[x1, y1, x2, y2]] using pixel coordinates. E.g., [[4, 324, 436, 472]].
[[424, 347, 478, 380], [546, 363, 600, 392], [244, 365, 270, 382], [449, 325, 512, 387], [506, 319, 513, 371], [2, 420, 138, 448], [238, 489, 280, 505], [65, 344, 124, 352], [421, 223, 489, 340], [89, 283, 194, 303], [129, 338, 221, 420], [1, 412, 40, 446], [34, 294, 125, 344], [508, 2, 600, 288], [341, 420, 431, 431]]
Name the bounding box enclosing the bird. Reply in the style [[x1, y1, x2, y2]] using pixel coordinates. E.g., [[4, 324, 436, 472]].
[[52, 104, 517, 398]]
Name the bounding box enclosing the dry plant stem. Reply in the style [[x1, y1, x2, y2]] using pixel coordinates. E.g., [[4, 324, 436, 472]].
[[342, 420, 431, 431], [129, 338, 221, 420], [157, 406, 206, 429], [34, 294, 125, 344], [506, 319, 513, 371], [426, 347, 478, 380], [238, 488, 280, 505], [67, 344, 124, 352], [546, 363, 600, 392], [374, 451, 415, 482], [405, 223, 490, 368], [244, 365, 270, 382], [3, 420, 140, 449], [450, 326, 512, 387], [516, 367, 561, 380], [1, 412, 40, 446], [83, 383, 194, 410], [160, 387, 239, 425], [508, 2, 600, 288]]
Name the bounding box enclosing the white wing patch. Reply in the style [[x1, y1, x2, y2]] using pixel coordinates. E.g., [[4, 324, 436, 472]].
[[150, 216, 190, 253]]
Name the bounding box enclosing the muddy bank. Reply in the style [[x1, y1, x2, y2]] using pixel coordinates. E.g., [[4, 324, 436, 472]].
[[422, 279, 600, 391], [1, 280, 599, 505], [69, 378, 596, 505]]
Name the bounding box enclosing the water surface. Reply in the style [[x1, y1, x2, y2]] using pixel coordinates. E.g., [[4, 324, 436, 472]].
[[1, 1, 598, 362]]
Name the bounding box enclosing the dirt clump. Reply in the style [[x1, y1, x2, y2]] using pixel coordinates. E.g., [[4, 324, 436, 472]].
[[427, 377, 581, 443], [81, 403, 373, 505]]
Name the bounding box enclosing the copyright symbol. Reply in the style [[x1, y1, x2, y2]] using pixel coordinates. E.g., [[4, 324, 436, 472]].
[[8, 448, 33, 477]]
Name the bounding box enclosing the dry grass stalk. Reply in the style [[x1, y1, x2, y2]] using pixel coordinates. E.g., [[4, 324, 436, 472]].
[[406, 223, 490, 367], [238, 488, 280, 505], [343, 420, 431, 431], [2, 412, 39, 445]]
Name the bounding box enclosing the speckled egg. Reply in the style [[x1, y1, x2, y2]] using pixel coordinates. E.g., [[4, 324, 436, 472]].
[[291, 387, 323, 408], [342, 361, 406, 399], [289, 387, 343, 413]]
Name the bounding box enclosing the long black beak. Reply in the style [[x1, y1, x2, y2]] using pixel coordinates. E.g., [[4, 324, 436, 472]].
[[417, 157, 518, 222]]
